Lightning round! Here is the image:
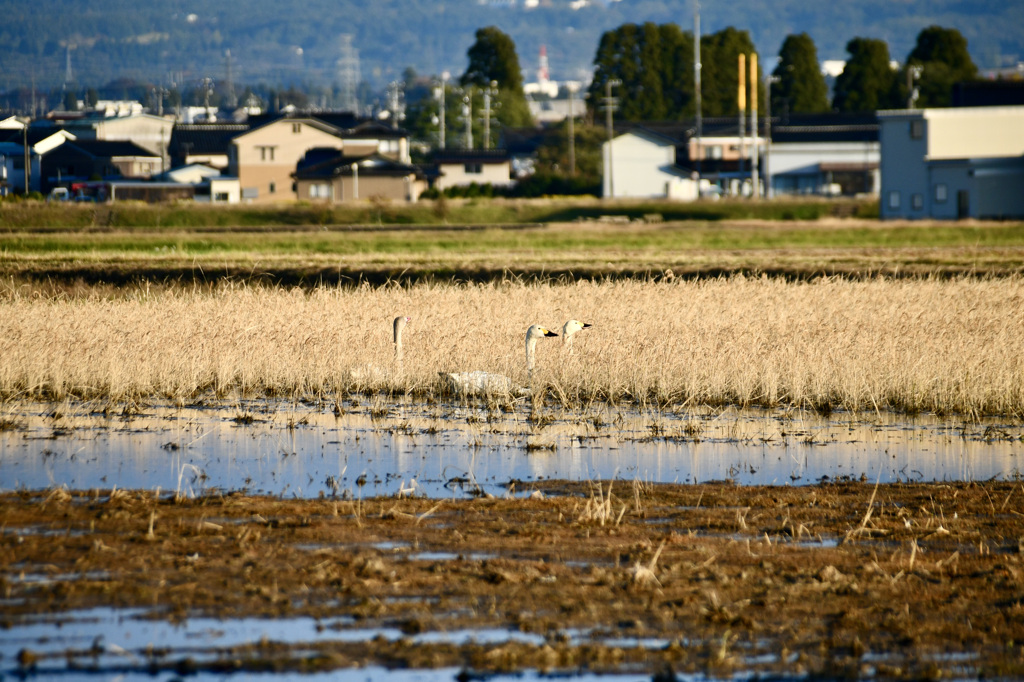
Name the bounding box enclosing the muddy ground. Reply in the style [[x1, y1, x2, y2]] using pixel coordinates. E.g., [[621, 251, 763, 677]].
[[3, 481, 1024, 679]]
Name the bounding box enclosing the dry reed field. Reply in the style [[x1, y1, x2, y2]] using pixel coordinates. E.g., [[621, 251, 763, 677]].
[[0, 276, 1022, 417]]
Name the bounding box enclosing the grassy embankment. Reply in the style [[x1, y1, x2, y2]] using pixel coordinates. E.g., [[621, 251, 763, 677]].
[[2, 197, 1024, 285], [1, 277, 1022, 417]]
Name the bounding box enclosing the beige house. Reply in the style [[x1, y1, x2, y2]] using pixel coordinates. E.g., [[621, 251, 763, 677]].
[[228, 118, 348, 202], [293, 150, 426, 203], [432, 150, 513, 192]]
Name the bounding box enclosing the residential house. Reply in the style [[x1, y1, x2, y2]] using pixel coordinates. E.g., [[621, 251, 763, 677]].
[[169, 124, 249, 170], [432, 149, 513, 192], [601, 126, 698, 200], [228, 117, 348, 202], [158, 163, 242, 204], [0, 126, 77, 194], [56, 112, 174, 163], [227, 115, 413, 203], [293, 148, 426, 202], [879, 105, 1024, 220], [42, 140, 162, 192]]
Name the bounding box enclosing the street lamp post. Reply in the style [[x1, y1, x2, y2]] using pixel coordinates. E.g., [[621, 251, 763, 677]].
[[352, 161, 359, 200]]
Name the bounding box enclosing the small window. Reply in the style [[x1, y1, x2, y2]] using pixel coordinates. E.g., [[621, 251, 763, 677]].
[[257, 146, 276, 162], [910, 120, 924, 140], [292, 123, 302, 134], [464, 163, 483, 174], [309, 183, 330, 199], [934, 184, 947, 203], [269, 181, 276, 194], [912, 193, 923, 210], [888, 191, 900, 210], [214, 192, 229, 202]]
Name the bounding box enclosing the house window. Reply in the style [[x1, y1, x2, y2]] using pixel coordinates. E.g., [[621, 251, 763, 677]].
[[310, 183, 330, 199], [292, 123, 302, 133], [705, 146, 723, 160], [935, 183, 948, 203], [464, 163, 483, 174], [912, 193, 923, 210], [910, 120, 924, 140], [269, 181, 276, 194], [257, 146, 276, 162], [214, 192, 229, 202], [888, 191, 900, 210]]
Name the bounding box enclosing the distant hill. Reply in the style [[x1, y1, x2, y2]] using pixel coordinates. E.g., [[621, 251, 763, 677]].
[[1, 0, 1020, 105]]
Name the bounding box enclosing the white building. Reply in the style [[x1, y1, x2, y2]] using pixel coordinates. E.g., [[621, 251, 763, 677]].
[[879, 106, 1024, 220], [601, 128, 698, 200]]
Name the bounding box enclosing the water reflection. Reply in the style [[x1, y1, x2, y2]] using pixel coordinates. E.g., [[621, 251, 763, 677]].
[[1, 399, 1021, 498]]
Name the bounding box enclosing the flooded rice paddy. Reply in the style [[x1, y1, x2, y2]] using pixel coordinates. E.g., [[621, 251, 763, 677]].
[[3, 398, 1024, 681], [2, 398, 1022, 499]]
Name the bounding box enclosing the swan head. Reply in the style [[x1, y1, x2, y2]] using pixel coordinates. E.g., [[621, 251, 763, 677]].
[[562, 319, 592, 341], [526, 325, 559, 342]]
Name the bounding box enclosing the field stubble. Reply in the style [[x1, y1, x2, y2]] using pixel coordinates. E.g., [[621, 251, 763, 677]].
[[0, 276, 1022, 418]]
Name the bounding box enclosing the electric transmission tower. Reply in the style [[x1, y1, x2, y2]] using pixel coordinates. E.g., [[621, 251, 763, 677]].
[[337, 34, 361, 114]]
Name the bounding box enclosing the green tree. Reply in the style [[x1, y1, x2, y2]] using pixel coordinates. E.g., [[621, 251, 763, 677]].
[[460, 26, 533, 128], [534, 121, 605, 180], [903, 26, 978, 108], [62, 90, 78, 111], [699, 27, 760, 117], [588, 22, 694, 122], [832, 38, 899, 113], [772, 33, 829, 114]]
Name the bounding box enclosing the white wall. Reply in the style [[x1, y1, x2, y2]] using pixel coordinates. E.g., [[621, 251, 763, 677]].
[[603, 132, 678, 199]]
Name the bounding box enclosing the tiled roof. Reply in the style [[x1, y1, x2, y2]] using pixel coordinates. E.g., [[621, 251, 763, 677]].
[[170, 124, 249, 156]]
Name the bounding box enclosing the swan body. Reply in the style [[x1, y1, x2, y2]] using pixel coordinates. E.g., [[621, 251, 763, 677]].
[[444, 370, 515, 394], [561, 319, 592, 354], [445, 324, 559, 395]]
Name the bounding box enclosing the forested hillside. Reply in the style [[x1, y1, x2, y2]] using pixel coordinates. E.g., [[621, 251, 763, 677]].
[[1, 0, 1020, 109]]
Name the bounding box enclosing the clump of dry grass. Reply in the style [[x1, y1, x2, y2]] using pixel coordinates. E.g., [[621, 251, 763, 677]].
[[0, 276, 1022, 417]]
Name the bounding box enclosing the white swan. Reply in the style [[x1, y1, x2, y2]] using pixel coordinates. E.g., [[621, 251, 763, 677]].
[[348, 315, 409, 383], [561, 319, 592, 354], [445, 324, 559, 395], [393, 315, 410, 368]]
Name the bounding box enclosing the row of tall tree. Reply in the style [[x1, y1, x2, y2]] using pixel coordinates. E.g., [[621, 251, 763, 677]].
[[585, 22, 978, 121]]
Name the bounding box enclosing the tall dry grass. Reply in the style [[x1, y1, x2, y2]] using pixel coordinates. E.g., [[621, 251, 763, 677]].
[[0, 276, 1022, 417]]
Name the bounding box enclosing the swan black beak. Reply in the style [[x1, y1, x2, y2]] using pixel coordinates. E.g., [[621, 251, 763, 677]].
[[544, 330, 559, 337], [582, 323, 592, 329]]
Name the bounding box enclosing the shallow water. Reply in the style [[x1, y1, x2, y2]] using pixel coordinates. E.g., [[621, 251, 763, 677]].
[[1, 398, 1021, 498]]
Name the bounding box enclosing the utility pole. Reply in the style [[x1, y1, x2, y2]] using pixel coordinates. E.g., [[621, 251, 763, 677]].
[[436, 72, 448, 150], [567, 82, 577, 176], [224, 49, 237, 109], [602, 79, 621, 198], [22, 122, 29, 195], [765, 75, 779, 199], [482, 81, 497, 149], [694, 0, 702, 183], [463, 87, 473, 150], [906, 65, 922, 109], [750, 53, 759, 199]]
